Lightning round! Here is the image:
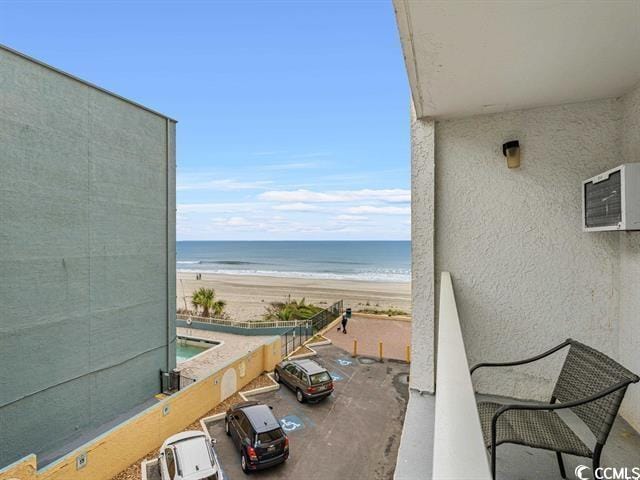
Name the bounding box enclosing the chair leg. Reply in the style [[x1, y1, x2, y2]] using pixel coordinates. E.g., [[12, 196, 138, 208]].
[[556, 452, 566, 479], [491, 429, 497, 479], [593, 443, 603, 472], [491, 445, 496, 479]]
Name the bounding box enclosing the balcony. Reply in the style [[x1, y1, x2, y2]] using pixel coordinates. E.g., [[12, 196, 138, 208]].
[[392, 2, 640, 478], [395, 273, 640, 480]]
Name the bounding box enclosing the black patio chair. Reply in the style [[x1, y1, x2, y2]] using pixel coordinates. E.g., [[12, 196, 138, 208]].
[[470, 339, 639, 479]]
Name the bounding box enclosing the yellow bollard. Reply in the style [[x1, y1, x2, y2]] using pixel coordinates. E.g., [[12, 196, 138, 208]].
[[379, 341, 383, 362], [406, 345, 411, 363], [352, 339, 358, 357]]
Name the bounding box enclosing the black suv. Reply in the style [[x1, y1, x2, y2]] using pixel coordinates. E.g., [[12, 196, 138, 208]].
[[225, 401, 289, 474]]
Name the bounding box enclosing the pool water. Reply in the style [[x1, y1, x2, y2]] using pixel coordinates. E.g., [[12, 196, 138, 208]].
[[176, 343, 208, 363]]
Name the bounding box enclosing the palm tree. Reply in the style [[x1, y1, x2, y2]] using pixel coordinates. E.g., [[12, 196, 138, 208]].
[[210, 299, 226, 317], [191, 288, 226, 318], [262, 297, 322, 322], [275, 305, 295, 322]]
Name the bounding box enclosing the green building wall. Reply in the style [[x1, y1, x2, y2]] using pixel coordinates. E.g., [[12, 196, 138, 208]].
[[0, 45, 176, 468]]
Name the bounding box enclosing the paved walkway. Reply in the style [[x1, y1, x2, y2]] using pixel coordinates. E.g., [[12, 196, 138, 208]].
[[176, 327, 274, 379], [325, 314, 411, 361]]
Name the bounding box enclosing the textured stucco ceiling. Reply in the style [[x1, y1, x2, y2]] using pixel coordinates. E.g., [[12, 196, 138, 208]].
[[394, 0, 640, 119]]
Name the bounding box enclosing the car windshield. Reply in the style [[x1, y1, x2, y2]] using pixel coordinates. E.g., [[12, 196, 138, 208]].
[[256, 428, 284, 445], [309, 371, 331, 385]]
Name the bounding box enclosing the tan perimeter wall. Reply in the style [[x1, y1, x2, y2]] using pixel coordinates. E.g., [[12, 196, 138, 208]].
[[0, 338, 281, 480]]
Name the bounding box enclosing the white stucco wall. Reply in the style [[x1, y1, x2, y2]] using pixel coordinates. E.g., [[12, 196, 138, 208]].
[[433, 99, 623, 401], [619, 82, 640, 430], [411, 103, 435, 393]]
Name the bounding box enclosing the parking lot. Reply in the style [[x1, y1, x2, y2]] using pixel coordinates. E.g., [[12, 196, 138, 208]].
[[205, 344, 410, 479]]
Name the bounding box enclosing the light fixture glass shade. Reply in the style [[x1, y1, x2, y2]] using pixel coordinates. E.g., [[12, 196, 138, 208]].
[[503, 140, 520, 169], [506, 147, 520, 168]]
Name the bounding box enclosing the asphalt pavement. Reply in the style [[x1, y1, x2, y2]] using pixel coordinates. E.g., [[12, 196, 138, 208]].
[[206, 344, 410, 480]]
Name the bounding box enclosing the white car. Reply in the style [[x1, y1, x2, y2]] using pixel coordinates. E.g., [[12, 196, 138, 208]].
[[159, 431, 226, 480]]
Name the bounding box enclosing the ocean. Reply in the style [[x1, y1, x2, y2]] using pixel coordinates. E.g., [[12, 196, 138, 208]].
[[176, 241, 411, 283]]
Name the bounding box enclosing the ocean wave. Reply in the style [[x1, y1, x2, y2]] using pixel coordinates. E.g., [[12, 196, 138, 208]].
[[176, 267, 410, 283], [306, 260, 366, 266], [176, 260, 262, 266], [201, 260, 262, 265]]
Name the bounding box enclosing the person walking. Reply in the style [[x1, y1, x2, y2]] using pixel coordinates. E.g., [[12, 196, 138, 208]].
[[341, 312, 348, 334]]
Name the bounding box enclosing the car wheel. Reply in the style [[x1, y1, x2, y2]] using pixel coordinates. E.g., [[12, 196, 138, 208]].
[[296, 389, 305, 403], [274, 370, 280, 383], [241, 452, 250, 474], [225, 417, 231, 436]]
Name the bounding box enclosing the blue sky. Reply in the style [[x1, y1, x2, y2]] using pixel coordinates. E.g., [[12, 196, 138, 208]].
[[1, 0, 410, 240]]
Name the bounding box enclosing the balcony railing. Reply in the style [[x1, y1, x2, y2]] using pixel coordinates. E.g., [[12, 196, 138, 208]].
[[433, 272, 491, 479]]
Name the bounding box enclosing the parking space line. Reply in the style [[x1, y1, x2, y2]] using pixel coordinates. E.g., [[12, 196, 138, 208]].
[[331, 363, 356, 380]]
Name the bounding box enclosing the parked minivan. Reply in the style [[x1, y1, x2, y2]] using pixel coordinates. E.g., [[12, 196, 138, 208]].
[[274, 359, 334, 403], [225, 401, 289, 474], [159, 430, 225, 480]]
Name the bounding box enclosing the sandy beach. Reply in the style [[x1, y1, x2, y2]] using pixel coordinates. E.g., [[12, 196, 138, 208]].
[[176, 272, 411, 321]]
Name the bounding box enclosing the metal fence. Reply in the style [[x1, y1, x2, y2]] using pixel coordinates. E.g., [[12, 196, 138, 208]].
[[160, 369, 197, 394], [280, 322, 312, 358], [280, 300, 344, 357], [308, 300, 343, 331], [178, 299, 343, 332], [177, 313, 304, 330]]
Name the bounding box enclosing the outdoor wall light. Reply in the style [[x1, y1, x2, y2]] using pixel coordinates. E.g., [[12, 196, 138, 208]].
[[503, 140, 520, 169]]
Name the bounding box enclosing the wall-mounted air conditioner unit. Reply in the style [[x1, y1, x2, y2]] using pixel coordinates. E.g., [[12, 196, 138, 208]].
[[582, 163, 640, 232]]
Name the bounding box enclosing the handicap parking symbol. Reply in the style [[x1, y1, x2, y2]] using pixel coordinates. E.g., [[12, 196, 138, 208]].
[[329, 372, 343, 382], [280, 415, 304, 433], [336, 358, 353, 367]]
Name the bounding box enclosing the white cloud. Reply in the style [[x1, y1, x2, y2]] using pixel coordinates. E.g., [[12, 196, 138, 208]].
[[210, 216, 263, 230], [289, 152, 330, 159], [263, 162, 319, 170], [177, 178, 271, 192], [346, 205, 410, 215], [259, 188, 410, 203], [272, 202, 320, 212], [336, 214, 369, 222], [220, 217, 252, 226], [178, 203, 261, 214]]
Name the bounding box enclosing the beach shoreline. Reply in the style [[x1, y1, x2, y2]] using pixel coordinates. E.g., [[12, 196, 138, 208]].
[[176, 271, 411, 322]]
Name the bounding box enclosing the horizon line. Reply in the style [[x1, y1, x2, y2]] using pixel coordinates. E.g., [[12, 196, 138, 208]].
[[176, 239, 411, 242]]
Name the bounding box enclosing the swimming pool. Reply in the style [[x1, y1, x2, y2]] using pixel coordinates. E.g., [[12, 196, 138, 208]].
[[176, 336, 220, 363]]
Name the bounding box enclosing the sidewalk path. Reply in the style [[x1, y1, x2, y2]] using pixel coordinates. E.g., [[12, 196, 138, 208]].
[[325, 314, 411, 361]]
